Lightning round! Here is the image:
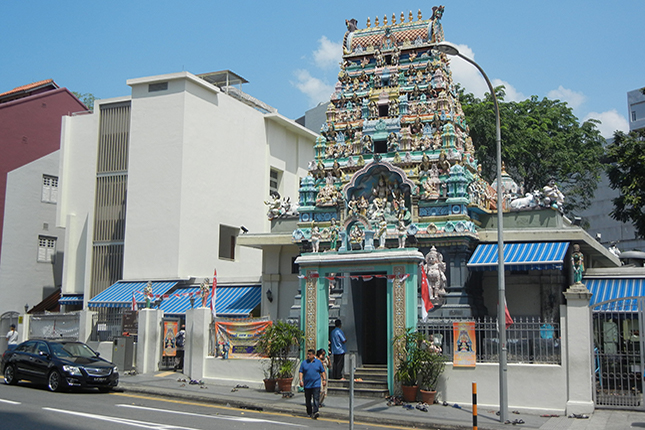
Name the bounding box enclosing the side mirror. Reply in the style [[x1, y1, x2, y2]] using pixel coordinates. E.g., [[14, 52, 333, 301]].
[[39, 351, 50, 358]]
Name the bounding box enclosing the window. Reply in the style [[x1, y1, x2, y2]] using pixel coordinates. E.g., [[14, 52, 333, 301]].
[[378, 104, 389, 117], [373, 139, 387, 153], [269, 169, 281, 195], [38, 236, 56, 263], [633, 111, 637, 122], [42, 175, 58, 203], [291, 256, 300, 274], [148, 82, 168, 92], [219, 225, 238, 260]]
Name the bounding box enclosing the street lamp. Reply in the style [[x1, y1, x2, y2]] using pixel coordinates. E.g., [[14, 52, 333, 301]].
[[432, 41, 509, 422]]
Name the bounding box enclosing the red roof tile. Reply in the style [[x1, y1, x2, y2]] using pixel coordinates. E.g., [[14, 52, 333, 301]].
[[0, 79, 58, 99]]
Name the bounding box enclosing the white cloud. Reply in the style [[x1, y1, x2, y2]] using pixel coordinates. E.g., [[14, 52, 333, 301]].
[[547, 86, 586, 110], [584, 110, 629, 138], [292, 69, 334, 107], [313, 36, 343, 70], [491, 79, 525, 102], [449, 44, 524, 102]]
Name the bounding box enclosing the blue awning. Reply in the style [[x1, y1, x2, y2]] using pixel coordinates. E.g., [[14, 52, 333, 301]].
[[587, 278, 645, 311], [59, 294, 84, 305], [88, 281, 178, 308], [467, 242, 570, 271], [159, 285, 261, 317]]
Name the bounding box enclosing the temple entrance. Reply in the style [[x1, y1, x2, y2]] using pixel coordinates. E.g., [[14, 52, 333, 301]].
[[351, 275, 388, 365]]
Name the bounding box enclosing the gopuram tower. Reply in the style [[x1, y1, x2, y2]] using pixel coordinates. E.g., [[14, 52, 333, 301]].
[[293, 6, 496, 368]]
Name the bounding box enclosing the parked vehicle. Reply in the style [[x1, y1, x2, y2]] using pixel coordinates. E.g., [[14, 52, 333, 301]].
[[2, 339, 119, 392]]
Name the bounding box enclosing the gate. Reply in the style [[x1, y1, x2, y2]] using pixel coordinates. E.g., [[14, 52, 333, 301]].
[[0, 311, 20, 352], [592, 296, 645, 409]]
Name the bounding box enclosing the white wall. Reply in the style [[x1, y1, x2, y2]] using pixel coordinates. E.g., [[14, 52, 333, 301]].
[[0, 153, 65, 314]]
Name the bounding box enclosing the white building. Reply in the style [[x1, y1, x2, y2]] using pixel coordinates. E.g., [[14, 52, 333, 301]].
[[57, 70, 316, 332]]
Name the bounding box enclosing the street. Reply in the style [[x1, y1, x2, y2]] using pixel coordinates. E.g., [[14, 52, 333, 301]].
[[0, 381, 408, 430]]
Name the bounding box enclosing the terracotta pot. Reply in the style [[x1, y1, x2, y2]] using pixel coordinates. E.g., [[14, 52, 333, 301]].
[[419, 389, 436, 405], [401, 384, 419, 402], [276, 377, 293, 392], [263, 378, 277, 392]]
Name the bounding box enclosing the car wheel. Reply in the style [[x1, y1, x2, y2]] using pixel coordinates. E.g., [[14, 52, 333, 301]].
[[47, 369, 65, 392], [3, 365, 17, 385]]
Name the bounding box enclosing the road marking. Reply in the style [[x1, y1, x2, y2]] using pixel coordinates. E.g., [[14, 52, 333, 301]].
[[155, 371, 175, 377], [110, 392, 413, 429], [0, 398, 21, 405], [116, 404, 303, 426], [44, 407, 200, 429]]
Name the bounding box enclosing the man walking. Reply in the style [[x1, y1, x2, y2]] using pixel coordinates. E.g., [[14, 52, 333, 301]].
[[299, 349, 326, 419], [6, 324, 18, 351], [331, 319, 347, 379]]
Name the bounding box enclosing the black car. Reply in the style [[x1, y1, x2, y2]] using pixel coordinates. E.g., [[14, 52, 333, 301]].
[[2, 339, 119, 392]]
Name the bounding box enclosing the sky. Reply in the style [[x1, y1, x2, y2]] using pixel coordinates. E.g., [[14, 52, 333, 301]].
[[2, 1, 643, 138]]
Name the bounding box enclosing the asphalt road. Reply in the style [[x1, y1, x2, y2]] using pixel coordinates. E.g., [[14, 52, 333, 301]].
[[0, 381, 408, 430]]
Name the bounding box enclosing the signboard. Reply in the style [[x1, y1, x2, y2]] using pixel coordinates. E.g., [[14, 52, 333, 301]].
[[162, 320, 178, 357], [452, 321, 476, 367], [122, 310, 138, 336], [216, 320, 272, 359]]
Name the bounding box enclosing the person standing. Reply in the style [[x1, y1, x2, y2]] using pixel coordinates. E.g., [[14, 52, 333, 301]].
[[316, 348, 330, 407], [299, 349, 326, 419], [331, 319, 347, 380], [6, 324, 18, 351], [174, 324, 186, 371]]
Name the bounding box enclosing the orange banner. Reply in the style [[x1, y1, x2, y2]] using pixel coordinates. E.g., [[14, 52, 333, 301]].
[[453, 321, 476, 367], [163, 320, 178, 357]]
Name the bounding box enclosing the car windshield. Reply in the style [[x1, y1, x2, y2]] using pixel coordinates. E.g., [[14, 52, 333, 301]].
[[49, 342, 98, 359]]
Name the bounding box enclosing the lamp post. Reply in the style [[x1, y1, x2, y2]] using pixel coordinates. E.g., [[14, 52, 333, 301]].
[[432, 41, 508, 423]]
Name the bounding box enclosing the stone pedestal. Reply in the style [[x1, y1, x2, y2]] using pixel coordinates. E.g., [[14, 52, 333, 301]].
[[185, 307, 211, 380], [563, 282, 594, 415], [428, 245, 472, 319]]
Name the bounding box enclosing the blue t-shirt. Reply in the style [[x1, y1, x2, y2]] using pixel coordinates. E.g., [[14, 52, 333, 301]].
[[299, 358, 325, 388], [331, 327, 347, 355]]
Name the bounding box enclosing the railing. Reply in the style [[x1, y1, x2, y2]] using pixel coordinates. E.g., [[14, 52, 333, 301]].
[[89, 308, 128, 342], [418, 317, 561, 365]]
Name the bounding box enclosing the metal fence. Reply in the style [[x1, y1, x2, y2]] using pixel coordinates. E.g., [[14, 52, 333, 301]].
[[418, 317, 561, 365], [29, 312, 81, 340], [89, 307, 127, 342]]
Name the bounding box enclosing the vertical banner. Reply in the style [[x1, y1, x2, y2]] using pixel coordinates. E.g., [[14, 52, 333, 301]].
[[216, 320, 272, 358], [453, 321, 476, 367], [163, 320, 178, 357]]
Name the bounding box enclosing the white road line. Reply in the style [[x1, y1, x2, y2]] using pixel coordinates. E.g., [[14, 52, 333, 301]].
[[115, 403, 304, 427], [0, 398, 21, 405], [43, 407, 199, 430]]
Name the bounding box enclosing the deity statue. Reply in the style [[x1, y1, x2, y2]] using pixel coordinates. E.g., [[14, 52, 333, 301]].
[[329, 218, 340, 251], [542, 178, 565, 211], [572, 244, 584, 284], [397, 221, 407, 248], [358, 196, 370, 217], [199, 279, 210, 308], [347, 196, 359, 217], [264, 191, 282, 219], [316, 176, 340, 207], [423, 246, 447, 299], [350, 224, 365, 249], [310, 224, 321, 253], [144, 280, 153, 308], [377, 217, 388, 249]]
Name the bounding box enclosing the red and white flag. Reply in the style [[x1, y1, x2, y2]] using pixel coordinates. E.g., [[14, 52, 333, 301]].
[[420, 268, 433, 320], [505, 304, 514, 329], [131, 291, 138, 311], [210, 269, 217, 319]]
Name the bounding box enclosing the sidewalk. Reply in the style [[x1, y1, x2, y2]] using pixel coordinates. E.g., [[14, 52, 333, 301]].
[[116, 371, 645, 430]]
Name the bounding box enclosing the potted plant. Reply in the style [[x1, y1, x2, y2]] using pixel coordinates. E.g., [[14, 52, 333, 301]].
[[257, 320, 304, 392], [393, 329, 445, 403], [418, 337, 446, 405]]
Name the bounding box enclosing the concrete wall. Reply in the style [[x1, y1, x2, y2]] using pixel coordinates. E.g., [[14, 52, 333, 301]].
[[0, 153, 65, 314]]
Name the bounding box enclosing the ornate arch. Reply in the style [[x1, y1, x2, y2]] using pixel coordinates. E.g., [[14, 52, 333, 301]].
[[342, 159, 417, 201]]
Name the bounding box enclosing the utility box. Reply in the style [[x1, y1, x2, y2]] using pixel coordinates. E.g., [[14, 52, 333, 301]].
[[112, 336, 134, 371]]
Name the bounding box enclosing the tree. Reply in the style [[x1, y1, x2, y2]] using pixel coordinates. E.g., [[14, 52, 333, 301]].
[[605, 128, 645, 238], [459, 86, 605, 215], [72, 91, 96, 112]]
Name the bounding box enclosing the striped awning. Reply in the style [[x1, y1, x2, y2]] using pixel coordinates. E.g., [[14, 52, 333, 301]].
[[59, 294, 84, 305], [587, 278, 645, 311], [159, 285, 261, 317], [88, 281, 178, 308], [467, 242, 570, 271]]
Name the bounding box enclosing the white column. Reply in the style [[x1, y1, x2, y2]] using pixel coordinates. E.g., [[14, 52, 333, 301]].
[[563, 283, 594, 415], [78, 310, 96, 343], [185, 307, 211, 380], [136, 309, 164, 374]]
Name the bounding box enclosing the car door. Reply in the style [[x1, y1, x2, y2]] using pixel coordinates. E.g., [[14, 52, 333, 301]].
[[30, 341, 52, 379], [12, 341, 37, 377]]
